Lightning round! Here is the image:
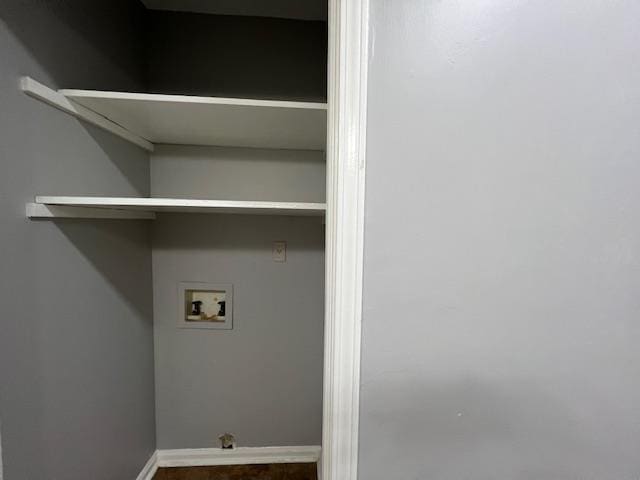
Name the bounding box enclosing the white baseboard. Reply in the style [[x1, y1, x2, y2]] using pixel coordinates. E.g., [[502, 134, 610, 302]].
[[135, 451, 158, 480], [136, 446, 321, 478], [157, 445, 321, 467]]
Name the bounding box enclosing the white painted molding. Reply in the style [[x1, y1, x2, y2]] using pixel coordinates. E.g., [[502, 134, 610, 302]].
[[135, 447, 320, 479], [20, 77, 154, 152], [156, 446, 321, 468], [322, 0, 369, 479], [0, 420, 3, 480], [135, 451, 158, 480], [26, 203, 156, 220]]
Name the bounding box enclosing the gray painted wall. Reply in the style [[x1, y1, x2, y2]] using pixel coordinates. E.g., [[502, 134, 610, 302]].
[[149, 129, 325, 450], [359, 1, 640, 479], [151, 145, 325, 203], [0, 1, 155, 478], [152, 214, 324, 448], [146, 10, 327, 101]]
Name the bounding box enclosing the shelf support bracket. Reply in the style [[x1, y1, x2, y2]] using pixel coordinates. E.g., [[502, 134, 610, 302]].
[[26, 203, 156, 220], [20, 77, 154, 152]]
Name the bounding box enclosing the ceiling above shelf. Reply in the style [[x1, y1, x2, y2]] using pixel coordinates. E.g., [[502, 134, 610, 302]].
[[141, 0, 328, 21], [28, 196, 326, 219], [21, 77, 327, 152]]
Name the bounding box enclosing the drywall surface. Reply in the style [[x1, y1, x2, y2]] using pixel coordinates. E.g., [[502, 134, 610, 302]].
[[146, 10, 327, 102], [151, 145, 326, 203], [153, 214, 324, 448], [359, 1, 640, 479], [0, 2, 155, 479]]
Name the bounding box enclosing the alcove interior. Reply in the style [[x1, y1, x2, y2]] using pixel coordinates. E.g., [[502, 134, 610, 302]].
[[0, 1, 327, 476]]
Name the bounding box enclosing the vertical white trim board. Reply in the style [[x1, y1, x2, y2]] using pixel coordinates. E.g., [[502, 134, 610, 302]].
[[135, 451, 157, 480], [0, 420, 3, 480], [322, 0, 369, 479]]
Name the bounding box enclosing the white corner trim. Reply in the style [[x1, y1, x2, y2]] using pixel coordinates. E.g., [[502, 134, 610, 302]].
[[135, 451, 158, 480], [0, 421, 4, 480], [323, 0, 369, 479], [156, 446, 321, 468], [20, 77, 154, 152]]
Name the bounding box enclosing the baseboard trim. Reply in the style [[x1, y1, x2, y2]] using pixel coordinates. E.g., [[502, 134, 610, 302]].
[[135, 446, 321, 478], [156, 446, 321, 468], [135, 451, 158, 480]]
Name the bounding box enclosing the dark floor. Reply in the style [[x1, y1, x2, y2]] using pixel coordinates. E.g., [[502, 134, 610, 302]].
[[152, 463, 317, 480]]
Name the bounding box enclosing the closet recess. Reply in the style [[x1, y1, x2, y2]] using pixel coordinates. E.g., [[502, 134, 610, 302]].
[[22, 76, 327, 219]]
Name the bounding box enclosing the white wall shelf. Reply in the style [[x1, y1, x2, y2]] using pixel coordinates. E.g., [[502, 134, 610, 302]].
[[21, 77, 327, 151], [28, 196, 326, 218]]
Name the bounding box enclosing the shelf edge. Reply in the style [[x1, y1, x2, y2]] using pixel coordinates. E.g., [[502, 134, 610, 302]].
[[35, 196, 326, 212], [59, 88, 328, 111]]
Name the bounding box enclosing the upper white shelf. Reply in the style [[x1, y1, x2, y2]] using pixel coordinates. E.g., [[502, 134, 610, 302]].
[[21, 77, 327, 152], [28, 196, 326, 218]]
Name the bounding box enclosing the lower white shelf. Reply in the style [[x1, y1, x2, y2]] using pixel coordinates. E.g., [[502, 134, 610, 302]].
[[27, 196, 327, 219]]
